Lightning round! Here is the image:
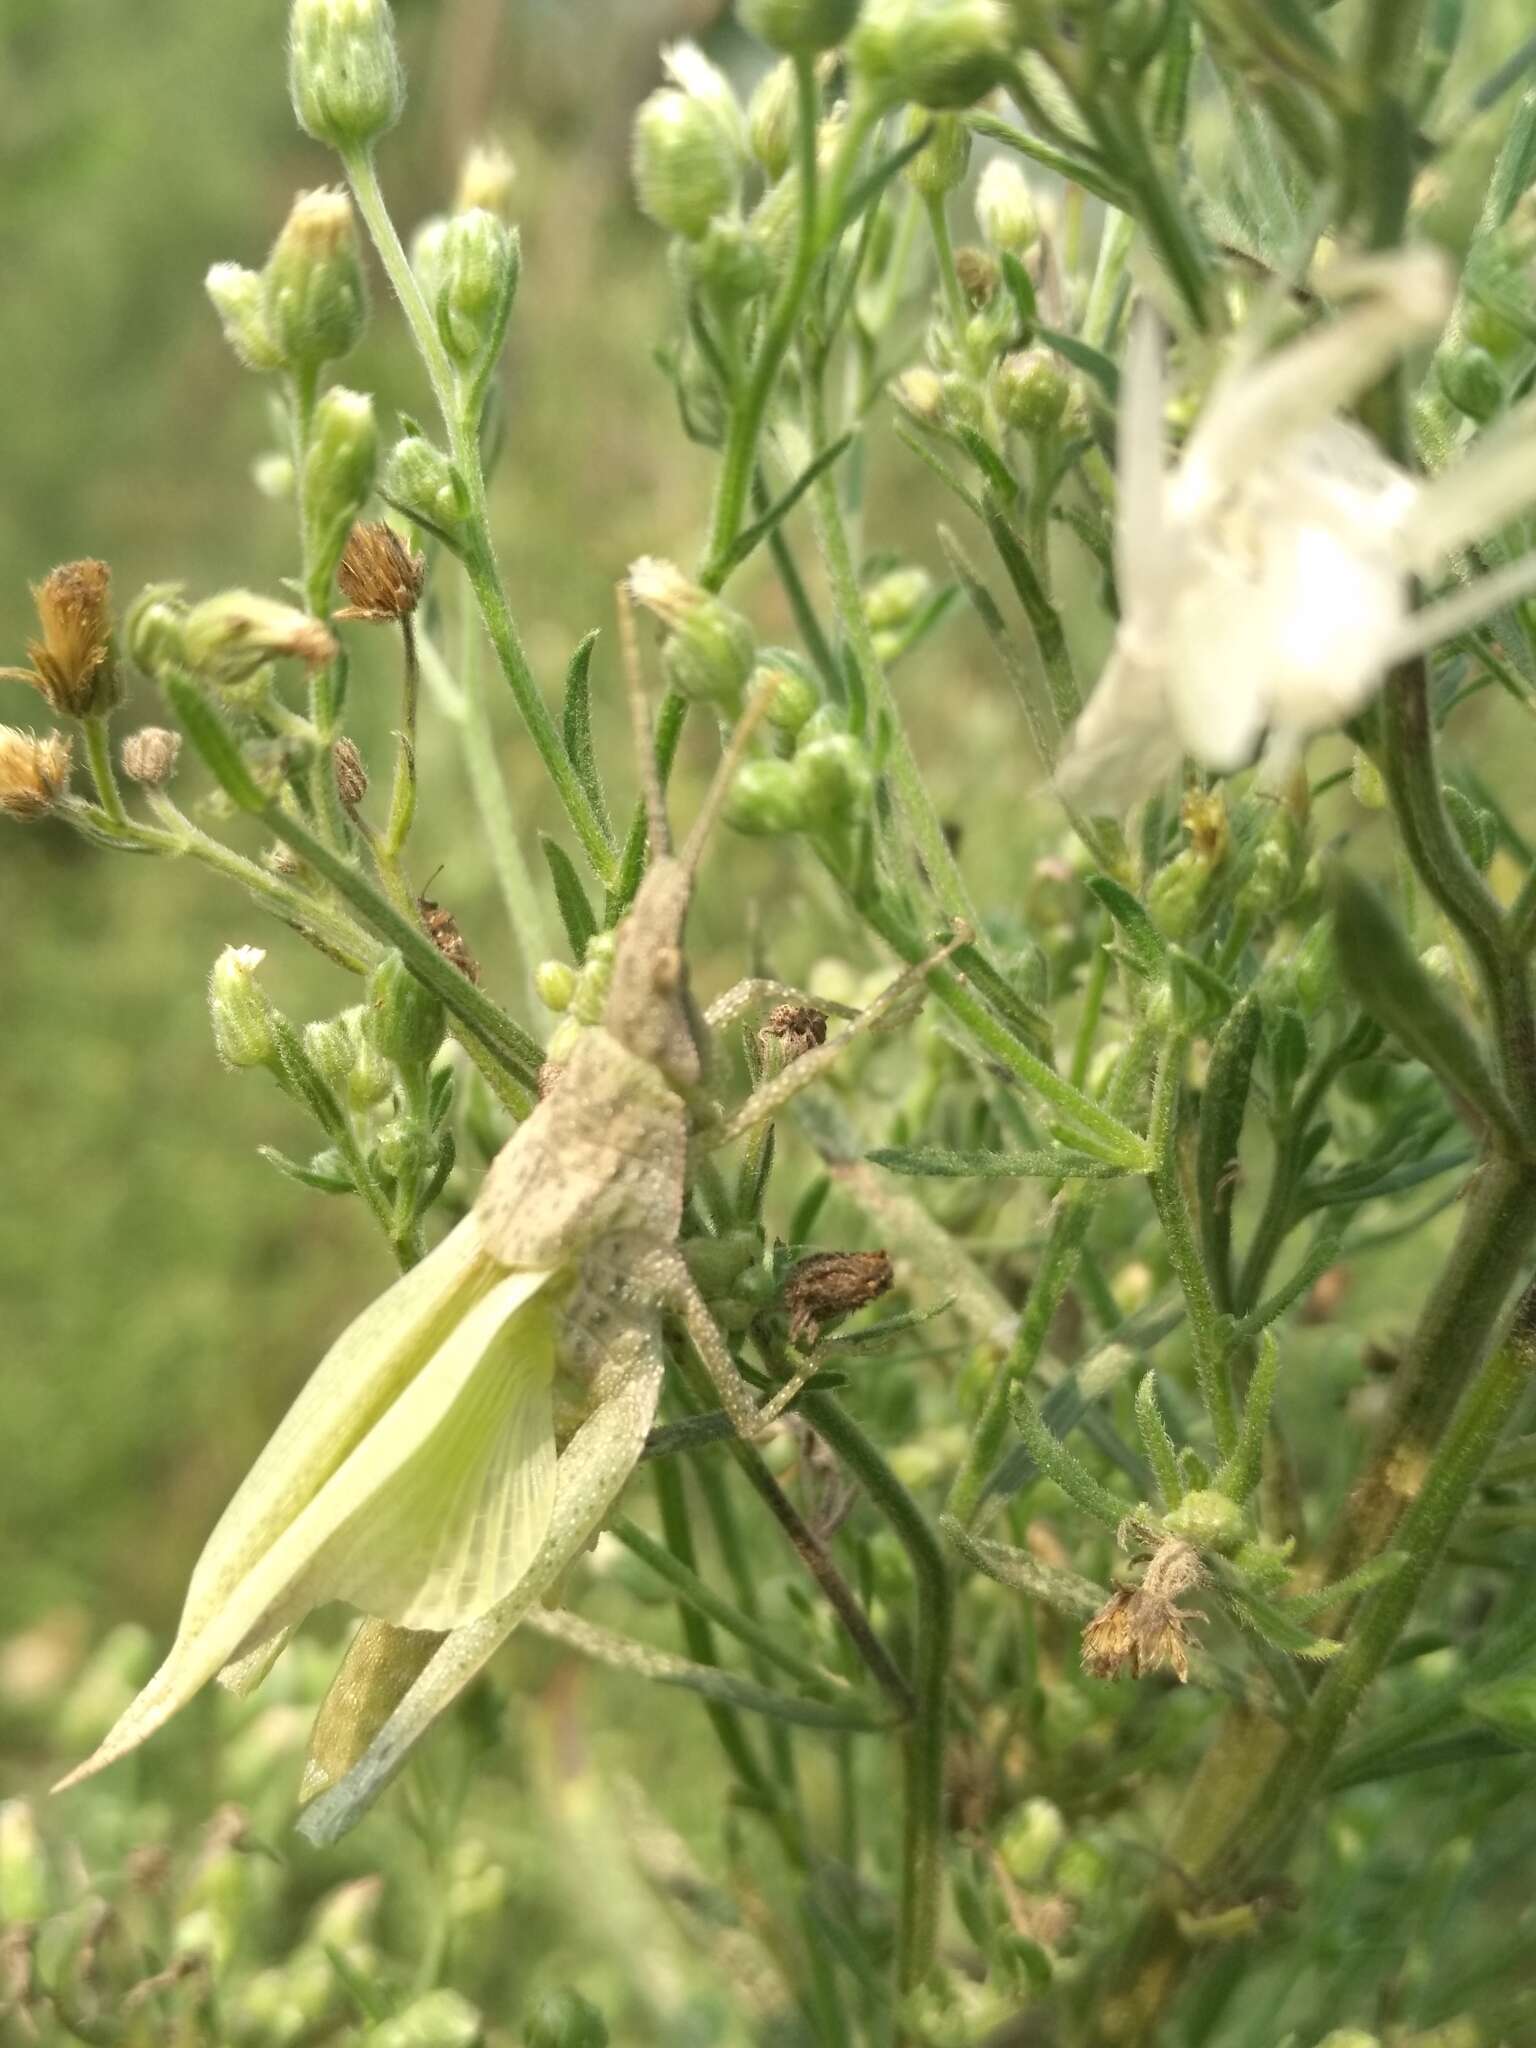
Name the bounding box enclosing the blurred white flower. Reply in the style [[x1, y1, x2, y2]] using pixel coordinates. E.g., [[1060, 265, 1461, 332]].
[[1059, 250, 1536, 807]]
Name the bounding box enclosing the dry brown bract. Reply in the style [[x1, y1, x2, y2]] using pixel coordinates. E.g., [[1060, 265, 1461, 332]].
[[1081, 1538, 1205, 1684], [784, 1250, 894, 1347], [121, 726, 182, 788], [0, 727, 72, 820], [758, 1002, 828, 1065], [2, 559, 118, 719], [336, 522, 425, 623], [333, 736, 369, 812]]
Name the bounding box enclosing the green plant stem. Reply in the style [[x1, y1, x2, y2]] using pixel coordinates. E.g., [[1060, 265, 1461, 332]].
[[82, 716, 129, 828], [800, 1389, 950, 2019], [383, 616, 419, 857], [1219, 1283, 1536, 1880], [946, 1025, 1157, 1528], [703, 54, 825, 588], [259, 801, 542, 1102], [805, 365, 983, 941], [922, 190, 968, 344], [1147, 1031, 1236, 1458], [342, 146, 614, 885]]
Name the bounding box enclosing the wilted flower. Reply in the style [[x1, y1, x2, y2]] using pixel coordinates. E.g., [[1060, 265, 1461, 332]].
[[182, 591, 338, 684], [121, 726, 183, 787], [2, 559, 119, 719], [1081, 1539, 1204, 1683], [1059, 251, 1536, 807], [335, 521, 425, 621], [0, 727, 72, 820]]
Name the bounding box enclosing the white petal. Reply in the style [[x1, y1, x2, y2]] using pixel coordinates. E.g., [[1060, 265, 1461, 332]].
[[1382, 548, 1536, 667], [1397, 397, 1536, 571], [1055, 640, 1182, 810], [1175, 250, 1451, 517], [1115, 305, 1170, 617]]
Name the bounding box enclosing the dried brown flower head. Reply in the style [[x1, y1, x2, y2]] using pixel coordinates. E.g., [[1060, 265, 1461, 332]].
[[419, 892, 480, 983], [759, 1002, 828, 1065], [121, 726, 182, 787], [1081, 1539, 1204, 1684], [784, 1250, 894, 1347], [953, 244, 999, 306], [2, 559, 119, 718], [0, 727, 72, 820], [336, 522, 425, 622], [333, 735, 369, 811]]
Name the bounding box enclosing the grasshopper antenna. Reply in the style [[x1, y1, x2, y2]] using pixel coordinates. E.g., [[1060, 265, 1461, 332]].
[[616, 579, 672, 862], [679, 670, 781, 879]]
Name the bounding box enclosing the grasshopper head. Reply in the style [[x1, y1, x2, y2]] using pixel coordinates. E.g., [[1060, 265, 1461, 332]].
[[603, 855, 707, 1090]]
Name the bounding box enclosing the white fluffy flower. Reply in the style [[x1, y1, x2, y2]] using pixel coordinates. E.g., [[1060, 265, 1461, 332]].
[[1059, 250, 1536, 806]]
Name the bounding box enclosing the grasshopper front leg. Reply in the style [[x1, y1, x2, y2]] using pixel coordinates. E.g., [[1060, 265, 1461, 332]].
[[640, 1246, 823, 1436], [703, 978, 859, 1033]]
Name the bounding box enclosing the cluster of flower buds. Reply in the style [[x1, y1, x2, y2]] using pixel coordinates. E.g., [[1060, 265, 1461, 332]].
[[627, 556, 756, 713], [207, 188, 368, 379], [632, 45, 747, 245], [724, 699, 875, 843], [410, 144, 522, 377]]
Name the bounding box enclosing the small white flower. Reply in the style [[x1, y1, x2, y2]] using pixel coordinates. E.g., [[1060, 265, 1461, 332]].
[[1059, 250, 1536, 807], [660, 40, 747, 155]]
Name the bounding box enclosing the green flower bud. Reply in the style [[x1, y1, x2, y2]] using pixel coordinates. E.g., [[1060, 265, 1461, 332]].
[[939, 371, 986, 433], [525, 1988, 609, 2048], [741, 0, 861, 55], [263, 189, 368, 373], [438, 208, 520, 365], [1056, 1835, 1111, 1900], [893, 364, 945, 423], [998, 1797, 1065, 1884], [725, 757, 810, 835], [210, 945, 280, 1071], [125, 582, 189, 677], [1444, 783, 1496, 871], [305, 386, 379, 585], [365, 950, 446, 1070], [628, 556, 754, 712], [632, 89, 738, 241], [1146, 846, 1209, 942], [995, 346, 1069, 434], [535, 960, 577, 1011], [303, 1013, 356, 1092], [411, 215, 452, 307], [1350, 746, 1387, 810], [183, 591, 337, 684], [1291, 917, 1339, 1015], [1435, 341, 1503, 423], [1164, 1488, 1245, 1555], [864, 565, 933, 631], [851, 0, 1015, 110], [288, 0, 405, 154], [747, 59, 798, 180], [902, 107, 971, 197], [455, 140, 517, 220], [384, 435, 469, 536], [796, 730, 874, 824], [206, 263, 284, 372], [684, 215, 770, 305], [974, 156, 1038, 253], [366, 1988, 483, 2048], [755, 656, 819, 735]]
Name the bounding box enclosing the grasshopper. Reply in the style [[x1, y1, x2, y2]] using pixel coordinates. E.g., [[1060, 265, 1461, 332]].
[[57, 600, 960, 1843]]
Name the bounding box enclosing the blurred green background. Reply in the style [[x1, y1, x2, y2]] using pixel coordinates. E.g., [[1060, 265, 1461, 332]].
[[7, 4, 1536, 2042]]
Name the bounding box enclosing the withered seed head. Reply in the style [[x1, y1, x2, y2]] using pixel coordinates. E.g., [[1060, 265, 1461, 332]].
[[1, 559, 119, 719], [335, 521, 425, 622], [0, 726, 72, 820], [419, 892, 480, 983], [333, 735, 369, 811], [1081, 1539, 1204, 1684], [121, 726, 182, 787], [759, 1001, 828, 1066], [784, 1249, 894, 1347]]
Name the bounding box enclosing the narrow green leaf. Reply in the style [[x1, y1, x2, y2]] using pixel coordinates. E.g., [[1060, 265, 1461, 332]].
[[939, 521, 1059, 769], [1462, 1673, 1536, 1749], [835, 124, 933, 236], [1329, 864, 1525, 1155], [1215, 1331, 1282, 1505], [258, 1145, 354, 1195], [942, 1516, 1107, 1618], [1009, 1388, 1134, 1533], [1135, 1373, 1184, 1508], [717, 435, 854, 579], [1221, 1585, 1342, 1660], [522, 1608, 897, 1732], [870, 1143, 1131, 1180], [999, 250, 1037, 329], [541, 834, 598, 959], [561, 630, 609, 836], [964, 110, 1129, 208], [1197, 993, 1263, 1313], [894, 426, 984, 519], [1032, 323, 1121, 403], [162, 668, 266, 813], [1325, 1727, 1523, 1791], [954, 424, 1021, 505], [1086, 875, 1167, 980], [1280, 1550, 1406, 1623]]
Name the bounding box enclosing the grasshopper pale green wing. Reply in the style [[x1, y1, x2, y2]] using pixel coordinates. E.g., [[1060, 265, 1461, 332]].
[[296, 1330, 665, 1844], [56, 1220, 560, 1791]]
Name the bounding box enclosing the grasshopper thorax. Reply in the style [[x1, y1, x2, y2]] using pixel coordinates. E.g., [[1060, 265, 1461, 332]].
[[602, 856, 708, 1091]]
